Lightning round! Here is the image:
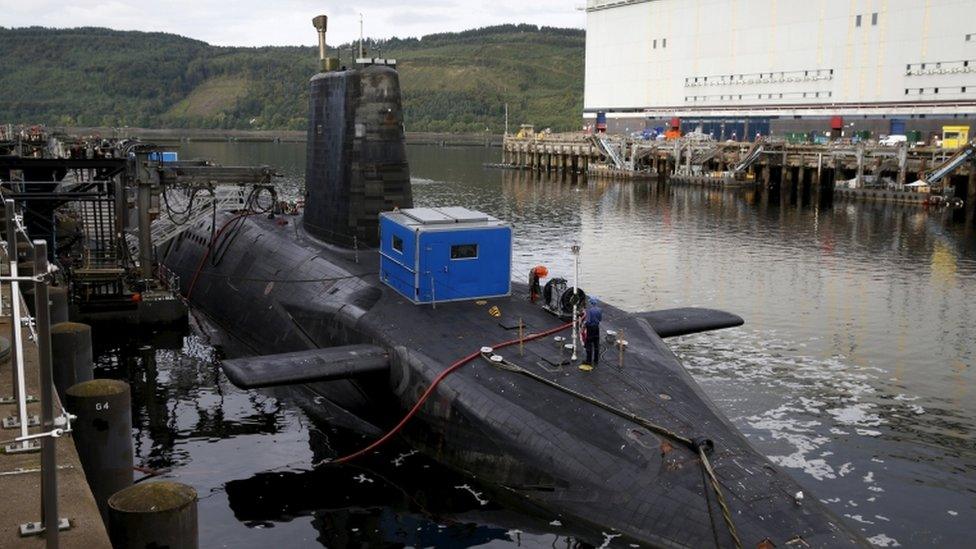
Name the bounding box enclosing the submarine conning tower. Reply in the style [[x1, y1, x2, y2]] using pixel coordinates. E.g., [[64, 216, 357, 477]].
[[303, 14, 413, 248]]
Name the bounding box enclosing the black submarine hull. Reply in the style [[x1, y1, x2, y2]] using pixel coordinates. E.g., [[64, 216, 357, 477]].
[[164, 212, 868, 548]]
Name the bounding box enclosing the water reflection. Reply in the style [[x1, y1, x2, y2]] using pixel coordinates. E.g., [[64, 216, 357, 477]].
[[95, 322, 597, 548]]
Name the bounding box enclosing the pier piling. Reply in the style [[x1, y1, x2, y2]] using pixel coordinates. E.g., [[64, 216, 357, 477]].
[[49, 286, 69, 324], [51, 322, 94, 399], [108, 481, 198, 549], [65, 379, 133, 523]]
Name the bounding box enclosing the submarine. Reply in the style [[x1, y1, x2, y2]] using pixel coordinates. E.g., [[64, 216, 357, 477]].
[[162, 15, 869, 548]]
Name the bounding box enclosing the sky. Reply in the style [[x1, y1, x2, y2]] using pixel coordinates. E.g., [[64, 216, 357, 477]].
[[2, 0, 586, 47]]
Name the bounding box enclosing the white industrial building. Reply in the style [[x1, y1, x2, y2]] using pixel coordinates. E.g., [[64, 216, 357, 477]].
[[584, 0, 976, 137]]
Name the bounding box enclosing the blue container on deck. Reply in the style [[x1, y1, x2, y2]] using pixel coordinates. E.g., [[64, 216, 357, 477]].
[[148, 151, 178, 162], [380, 207, 512, 304]]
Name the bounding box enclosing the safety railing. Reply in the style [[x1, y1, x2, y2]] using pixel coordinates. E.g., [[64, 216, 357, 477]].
[[0, 198, 74, 547]]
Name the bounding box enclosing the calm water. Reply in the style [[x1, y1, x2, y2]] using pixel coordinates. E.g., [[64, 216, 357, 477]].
[[98, 142, 976, 548]]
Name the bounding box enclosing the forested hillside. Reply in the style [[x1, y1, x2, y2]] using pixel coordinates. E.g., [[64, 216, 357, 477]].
[[0, 25, 584, 133]]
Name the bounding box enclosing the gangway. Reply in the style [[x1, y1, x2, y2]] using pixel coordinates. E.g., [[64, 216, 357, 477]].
[[730, 138, 766, 175], [916, 140, 976, 187], [125, 185, 247, 264], [592, 135, 626, 169]]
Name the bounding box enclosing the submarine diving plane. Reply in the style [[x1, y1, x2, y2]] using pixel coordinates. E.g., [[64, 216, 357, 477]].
[[162, 15, 869, 548]]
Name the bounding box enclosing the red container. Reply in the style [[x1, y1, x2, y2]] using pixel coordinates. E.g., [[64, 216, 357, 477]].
[[830, 116, 844, 130], [670, 117, 681, 129]]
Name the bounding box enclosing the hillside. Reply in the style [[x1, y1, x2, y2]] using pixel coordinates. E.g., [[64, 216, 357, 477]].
[[0, 25, 584, 133]]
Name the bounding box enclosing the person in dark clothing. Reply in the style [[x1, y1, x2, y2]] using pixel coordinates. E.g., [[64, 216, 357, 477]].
[[582, 297, 603, 370]]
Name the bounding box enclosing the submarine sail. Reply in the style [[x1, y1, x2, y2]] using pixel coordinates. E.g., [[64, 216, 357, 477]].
[[303, 15, 412, 247]]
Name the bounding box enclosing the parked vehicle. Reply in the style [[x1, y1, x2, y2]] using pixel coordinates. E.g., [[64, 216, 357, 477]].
[[879, 135, 907, 146]]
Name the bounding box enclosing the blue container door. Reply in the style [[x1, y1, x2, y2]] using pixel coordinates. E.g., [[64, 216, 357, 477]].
[[419, 241, 450, 302], [890, 119, 906, 136]]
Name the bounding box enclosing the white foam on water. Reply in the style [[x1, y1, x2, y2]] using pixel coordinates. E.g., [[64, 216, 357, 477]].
[[867, 533, 901, 547], [597, 532, 622, 549], [845, 513, 873, 524], [827, 403, 882, 427]]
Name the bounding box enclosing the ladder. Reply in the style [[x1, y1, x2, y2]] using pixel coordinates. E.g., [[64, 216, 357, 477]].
[[73, 199, 117, 269]]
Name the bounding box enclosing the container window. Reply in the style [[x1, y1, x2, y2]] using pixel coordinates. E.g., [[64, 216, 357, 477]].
[[392, 234, 403, 253], [451, 244, 478, 260], [855, 14, 862, 27], [871, 13, 878, 26]]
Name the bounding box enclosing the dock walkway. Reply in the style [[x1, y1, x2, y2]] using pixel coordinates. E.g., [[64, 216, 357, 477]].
[[0, 284, 110, 547]]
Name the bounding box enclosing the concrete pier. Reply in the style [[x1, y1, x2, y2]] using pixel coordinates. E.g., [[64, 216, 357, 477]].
[[501, 134, 974, 207], [0, 301, 111, 546]]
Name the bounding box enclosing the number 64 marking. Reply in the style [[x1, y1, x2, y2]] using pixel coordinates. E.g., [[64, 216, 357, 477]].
[[95, 402, 110, 411]]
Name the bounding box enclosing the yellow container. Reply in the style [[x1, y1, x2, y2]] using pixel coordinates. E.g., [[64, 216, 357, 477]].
[[941, 125, 970, 150]]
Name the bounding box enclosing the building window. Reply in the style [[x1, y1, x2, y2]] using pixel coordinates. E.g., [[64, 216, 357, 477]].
[[967, 34, 972, 41], [653, 39, 657, 49], [392, 234, 403, 253], [662, 38, 667, 48], [856, 14, 862, 27], [451, 244, 478, 260], [872, 13, 878, 26]]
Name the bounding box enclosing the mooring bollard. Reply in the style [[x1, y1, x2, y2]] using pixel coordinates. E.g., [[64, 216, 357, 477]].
[[65, 379, 133, 522], [49, 286, 69, 324], [52, 322, 94, 398], [18, 259, 34, 275], [108, 482, 198, 549], [24, 285, 69, 324]]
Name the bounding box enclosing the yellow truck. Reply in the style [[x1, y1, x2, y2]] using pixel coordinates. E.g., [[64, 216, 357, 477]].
[[941, 125, 970, 149]]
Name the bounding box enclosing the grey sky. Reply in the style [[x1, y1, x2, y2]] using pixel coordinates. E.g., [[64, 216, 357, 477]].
[[3, 1, 585, 46]]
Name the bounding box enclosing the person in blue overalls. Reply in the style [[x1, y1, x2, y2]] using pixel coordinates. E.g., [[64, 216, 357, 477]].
[[581, 297, 603, 371]]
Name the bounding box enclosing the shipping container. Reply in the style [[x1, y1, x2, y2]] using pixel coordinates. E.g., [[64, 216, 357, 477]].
[[380, 207, 512, 304]]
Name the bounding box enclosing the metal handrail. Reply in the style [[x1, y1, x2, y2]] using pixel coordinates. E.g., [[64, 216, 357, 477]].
[[0, 198, 67, 547]]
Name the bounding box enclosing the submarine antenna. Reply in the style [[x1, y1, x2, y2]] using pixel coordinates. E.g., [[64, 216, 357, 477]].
[[571, 243, 580, 361], [312, 14, 332, 72], [359, 13, 365, 59]]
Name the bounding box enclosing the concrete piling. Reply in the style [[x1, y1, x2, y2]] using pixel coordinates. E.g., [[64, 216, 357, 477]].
[[65, 379, 134, 523], [108, 481, 198, 549], [50, 285, 70, 324], [52, 322, 94, 398]]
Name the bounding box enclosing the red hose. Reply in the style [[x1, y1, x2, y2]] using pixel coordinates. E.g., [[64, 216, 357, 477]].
[[185, 212, 253, 299], [326, 320, 573, 465]]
